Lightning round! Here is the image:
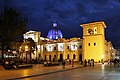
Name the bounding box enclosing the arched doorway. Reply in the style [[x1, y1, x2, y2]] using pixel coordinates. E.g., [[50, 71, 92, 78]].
[[67, 54, 69, 59], [45, 55, 46, 61], [53, 55, 57, 62], [79, 54, 82, 62], [49, 55, 51, 61], [60, 54, 63, 61], [73, 54, 76, 59]]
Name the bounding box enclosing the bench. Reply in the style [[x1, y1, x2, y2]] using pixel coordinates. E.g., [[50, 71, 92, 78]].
[[17, 64, 33, 69], [51, 62, 59, 66]]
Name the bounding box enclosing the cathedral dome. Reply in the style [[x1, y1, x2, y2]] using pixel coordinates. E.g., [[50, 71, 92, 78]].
[[47, 23, 63, 40]]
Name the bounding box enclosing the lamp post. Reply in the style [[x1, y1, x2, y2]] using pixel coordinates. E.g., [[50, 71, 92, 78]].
[[25, 46, 28, 64], [19, 46, 22, 59]]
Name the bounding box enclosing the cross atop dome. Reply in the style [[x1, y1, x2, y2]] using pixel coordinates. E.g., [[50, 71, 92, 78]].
[[53, 22, 57, 27]]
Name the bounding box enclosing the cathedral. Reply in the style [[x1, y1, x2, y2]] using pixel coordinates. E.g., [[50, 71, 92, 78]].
[[21, 21, 116, 62]]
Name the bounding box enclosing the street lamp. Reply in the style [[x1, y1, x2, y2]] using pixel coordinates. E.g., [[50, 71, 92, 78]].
[[25, 46, 28, 63], [102, 54, 104, 59], [19, 46, 22, 59]]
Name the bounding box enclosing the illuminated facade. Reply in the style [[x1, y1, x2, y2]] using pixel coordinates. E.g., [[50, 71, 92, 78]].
[[20, 30, 41, 61], [41, 38, 83, 62], [47, 23, 63, 40], [105, 41, 116, 60], [24, 30, 40, 43], [21, 21, 116, 62], [81, 21, 116, 62]]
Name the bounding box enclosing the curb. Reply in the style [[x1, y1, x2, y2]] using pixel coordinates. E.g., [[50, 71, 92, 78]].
[[8, 66, 84, 80]]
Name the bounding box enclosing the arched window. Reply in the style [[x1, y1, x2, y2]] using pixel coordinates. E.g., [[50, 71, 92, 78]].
[[54, 55, 56, 58], [88, 43, 90, 46], [60, 54, 63, 61], [79, 45, 82, 49], [67, 46, 69, 49], [45, 55, 46, 61], [73, 54, 76, 59], [67, 54, 69, 59], [54, 47, 56, 50], [94, 42, 96, 46], [49, 55, 51, 61], [44, 48, 46, 51], [94, 27, 97, 34], [53, 55, 56, 62]]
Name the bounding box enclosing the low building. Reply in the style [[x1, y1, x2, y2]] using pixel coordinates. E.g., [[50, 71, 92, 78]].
[[41, 38, 83, 62]]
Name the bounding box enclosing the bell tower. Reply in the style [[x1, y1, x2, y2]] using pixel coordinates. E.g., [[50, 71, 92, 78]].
[[80, 21, 106, 62]]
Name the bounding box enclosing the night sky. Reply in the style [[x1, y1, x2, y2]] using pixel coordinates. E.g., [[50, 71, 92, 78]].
[[0, 0, 120, 49]]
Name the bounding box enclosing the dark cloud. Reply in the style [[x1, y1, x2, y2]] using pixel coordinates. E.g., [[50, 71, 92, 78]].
[[0, 0, 120, 48]]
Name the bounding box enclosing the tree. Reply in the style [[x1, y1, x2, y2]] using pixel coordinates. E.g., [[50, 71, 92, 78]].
[[10, 40, 23, 53], [0, 8, 27, 59]]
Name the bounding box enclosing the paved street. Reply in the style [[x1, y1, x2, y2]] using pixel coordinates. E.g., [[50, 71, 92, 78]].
[[0, 63, 82, 80], [0, 63, 120, 80]]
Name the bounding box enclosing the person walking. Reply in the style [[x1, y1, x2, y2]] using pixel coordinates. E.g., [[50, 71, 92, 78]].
[[10, 60, 17, 69], [91, 59, 94, 67], [62, 60, 66, 69], [69, 59, 71, 64], [88, 59, 90, 66], [71, 59, 74, 67]]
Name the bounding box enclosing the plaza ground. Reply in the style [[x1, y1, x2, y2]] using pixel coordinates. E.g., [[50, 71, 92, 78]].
[[0, 63, 120, 80]]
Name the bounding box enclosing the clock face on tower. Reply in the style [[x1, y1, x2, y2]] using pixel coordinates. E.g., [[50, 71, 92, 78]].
[[88, 28, 94, 35]]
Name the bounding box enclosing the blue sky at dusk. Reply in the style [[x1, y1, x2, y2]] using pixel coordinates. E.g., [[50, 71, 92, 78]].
[[0, 0, 120, 48]]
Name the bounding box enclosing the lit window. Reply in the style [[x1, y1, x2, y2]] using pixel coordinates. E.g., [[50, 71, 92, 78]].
[[47, 45, 52, 52], [58, 43, 64, 51], [73, 45, 76, 49]]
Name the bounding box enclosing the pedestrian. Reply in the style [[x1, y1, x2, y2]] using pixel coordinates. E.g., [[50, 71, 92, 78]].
[[117, 59, 119, 67], [4, 60, 10, 69], [5, 60, 9, 65], [69, 59, 71, 64], [81, 60, 83, 65], [62, 60, 66, 69], [72, 59, 74, 67], [113, 59, 116, 67], [90, 59, 93, 67], [91, 59, 94, 67], [108, 59, 110, 64], [110, 59, 112, 67], [88, 59, 90, 66], [101, 59, 104, 64], [10, 60, 17, 69]]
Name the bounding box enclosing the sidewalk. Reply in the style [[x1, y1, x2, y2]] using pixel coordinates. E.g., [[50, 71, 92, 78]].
[[0, 63, 83, 80], [0, 65, 4, 70]]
